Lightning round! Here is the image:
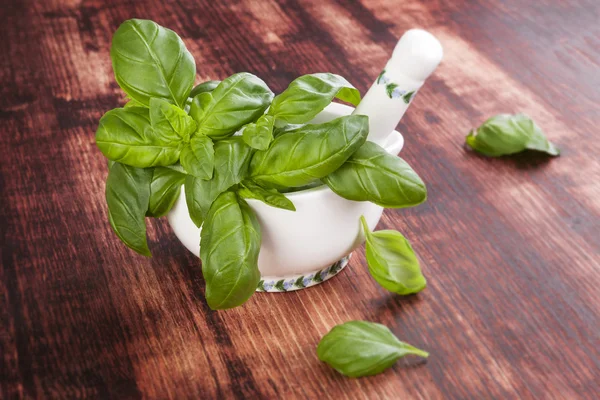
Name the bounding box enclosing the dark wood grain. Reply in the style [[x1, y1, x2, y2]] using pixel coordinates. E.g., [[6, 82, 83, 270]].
[[1, 0, 599, 398]]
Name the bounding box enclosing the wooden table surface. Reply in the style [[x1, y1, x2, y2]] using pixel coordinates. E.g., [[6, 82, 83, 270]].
[[2, 0, 599, 398]]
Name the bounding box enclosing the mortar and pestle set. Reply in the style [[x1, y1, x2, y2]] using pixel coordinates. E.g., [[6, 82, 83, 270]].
[[168, 29, 443, 291]]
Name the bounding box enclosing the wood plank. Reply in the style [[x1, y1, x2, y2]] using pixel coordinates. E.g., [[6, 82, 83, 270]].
[[1, 0, 598, 398]]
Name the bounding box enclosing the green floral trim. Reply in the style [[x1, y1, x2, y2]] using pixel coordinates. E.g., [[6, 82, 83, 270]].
[[376, 69, 416, 103], [256, 254, 351, 292]]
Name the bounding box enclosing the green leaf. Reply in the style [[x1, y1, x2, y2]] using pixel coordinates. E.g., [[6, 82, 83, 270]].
[[110, 19, 196, 108], [402, 90, 415, 104], [189, 73, 273, 140], [124, 97, 146, 108], [313, 271, 323, 283], [323, 141, 427, 208], [149, 98, 196, 143], [237, 180, 296, 211], [317, 320, 428, 378], [200, 191, 261, 309], [180, 135, 215, 179], [242, 114, 275, 150], [189, 80, 221, 98], [257, 280, 266, 292], [294, 276, 306, 288], [105, 162, 152, 256], [268, 73, 361, 124], [385, 83, 398, 98], [96, 108, 183, 168], [184, 137, 252, 227], [275, 280, 286, 291], [249, 115, 369, 189], [466, 113, 560, 157], [376, 69, 386, 84], [147, 167, 185, 217], [360, 216, 426, 295]]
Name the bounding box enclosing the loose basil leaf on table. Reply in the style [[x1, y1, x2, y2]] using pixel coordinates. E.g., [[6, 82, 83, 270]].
[[189, 73, 274, 139], [149, 98, 197, 143], [185, 137, 252, 227], [466, 113, 560, 157], [105, 162, 153, 256], [96, 107, 184, 168], [323, 141, 427, 208], [242, 114, 275, 150], [200, 191, 261, 310], [360, 216, 426, 295], [237, 180, 296, 211], [317, 320, 429, 378], [110, 19, 196, 108], [147, 167, 186, 217], [180, 135, 215, 179], [249, 115, 368, 189], [268, 73, 361, 124], [189, 80, 221, 98]]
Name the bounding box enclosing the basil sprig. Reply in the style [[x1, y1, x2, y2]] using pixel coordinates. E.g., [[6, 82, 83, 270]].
[[361, 216, 426, 295], [466, 113, 560, 157], [317, 321, 428, 377], [97, 19, 431, 314]]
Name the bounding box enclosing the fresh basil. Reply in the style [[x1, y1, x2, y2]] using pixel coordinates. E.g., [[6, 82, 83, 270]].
[[249, 115, 368, 189], [317, 320, 429, 377], [96, 108, 183, 168], [200, 191, 261, 309], [238, 180, 296, 211], [180, 135, 214, 179], [110, 19, 196, 108], [323, 141, 427, 208], [184, 137, 252, 226], [242, 114, 275, 150], [124, 98, 146, 109], [189, 73, 273, 139], [147, 167, 186, 217], [360, 216, 426, 295], [466, 113, 560, 157], [105, 162, 153, 256], [149, 98, 196, 143], [189, 80, 221, 98], [268, 73, 361, 124]]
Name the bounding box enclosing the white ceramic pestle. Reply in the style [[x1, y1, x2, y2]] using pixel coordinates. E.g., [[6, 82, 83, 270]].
[[352, 29, 443, 146]]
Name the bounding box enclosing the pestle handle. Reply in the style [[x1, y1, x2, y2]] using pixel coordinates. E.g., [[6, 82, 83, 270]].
[[352, 29, 443, 148]]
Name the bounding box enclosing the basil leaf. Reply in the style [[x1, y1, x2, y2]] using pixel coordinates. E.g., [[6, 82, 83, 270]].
[[96, 108, 183, 168], [110, 19, 195, 108], [189, 80, 221, 98], [317, 320, 428, 378], [249, 115, 368, 189], [124, 98, 146, 109], [180, 135, 215, 179], [147, 167, 185, 217], [149, 98, 196, 143], [238, 180, 296, 211], [105, 162, 152, 256], [323, 141, 427, 208], [184, 137, 252, 226], [189, 73, 274, 139], [268, 73, 361, 124], [242, 114, 274, 150], [466, 113, 559, 157], [360, 216, 426, 295], [200, 191, 261, 309]]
